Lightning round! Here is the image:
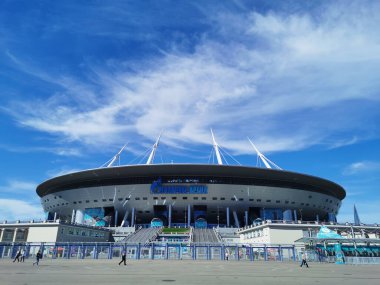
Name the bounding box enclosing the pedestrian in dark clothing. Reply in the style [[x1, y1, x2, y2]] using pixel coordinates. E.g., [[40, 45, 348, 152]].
[[118, 250, 127, 266], [33, 250, 42, 266], [13, 250, 22, 263], [300, 253, 309, 268], [21, 249, 26, 262]]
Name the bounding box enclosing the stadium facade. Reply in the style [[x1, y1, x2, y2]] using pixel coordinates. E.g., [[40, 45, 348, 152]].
[[36, 133, 346, 229]]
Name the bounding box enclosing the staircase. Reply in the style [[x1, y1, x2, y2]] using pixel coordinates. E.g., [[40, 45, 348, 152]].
[[124, 227, 161, 244], [192, 228, 220, 243]]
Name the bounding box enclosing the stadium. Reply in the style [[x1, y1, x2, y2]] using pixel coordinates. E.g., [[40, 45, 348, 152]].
[[36, 132, 346, 229]]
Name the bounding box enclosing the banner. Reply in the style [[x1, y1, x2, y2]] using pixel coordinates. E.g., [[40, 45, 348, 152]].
[[334, 244, 345, 264], [317, 226, 344, 239]]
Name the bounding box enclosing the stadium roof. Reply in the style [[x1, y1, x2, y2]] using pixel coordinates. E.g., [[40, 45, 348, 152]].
[[36, 164, 346, 200]]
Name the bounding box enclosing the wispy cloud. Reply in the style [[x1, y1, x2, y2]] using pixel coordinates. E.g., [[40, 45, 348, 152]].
[[46, 167, 84, 178], [0, 143, 83, 157], [0, 180, 37, 195], [5, 1, 380, 155], [0, 180, 43, 221], [0, 199, 44, 221], [321, 136, 360, 150], [343, 161, 380, 175]]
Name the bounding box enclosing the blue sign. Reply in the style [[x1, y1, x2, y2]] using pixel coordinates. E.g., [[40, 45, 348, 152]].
[[151, 178, 208, 194]]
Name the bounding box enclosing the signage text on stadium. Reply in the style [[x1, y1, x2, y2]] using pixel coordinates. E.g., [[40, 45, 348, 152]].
[[150, 178, 208, 194]]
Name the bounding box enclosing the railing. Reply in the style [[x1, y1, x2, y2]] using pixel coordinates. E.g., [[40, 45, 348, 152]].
[[0, 220, 112, 233], [213, 227, 223, 243], [345, 257, 380, 265], [238, 220, 380, 232], [0, 241, 297, 262]]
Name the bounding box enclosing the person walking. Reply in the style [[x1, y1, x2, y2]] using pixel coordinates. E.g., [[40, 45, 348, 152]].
[[13, 249, 22, 263], [33, 250, 42, 266], [118, 249, 127, 266], [300, 253, 309, 268], [21, 249, 26, 262]]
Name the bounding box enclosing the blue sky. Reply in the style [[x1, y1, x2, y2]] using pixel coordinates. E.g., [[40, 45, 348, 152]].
[[0, 0, 379, 223]]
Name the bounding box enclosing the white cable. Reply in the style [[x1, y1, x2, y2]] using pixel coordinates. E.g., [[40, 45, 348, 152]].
[[220, 146, 242, 166]]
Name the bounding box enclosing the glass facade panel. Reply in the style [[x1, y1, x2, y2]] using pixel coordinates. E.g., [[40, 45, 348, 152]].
[[153, 246, 166, 259], [195, 246, 208, 260]]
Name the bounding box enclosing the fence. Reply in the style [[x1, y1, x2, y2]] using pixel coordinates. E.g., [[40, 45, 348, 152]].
[[345, 257, 380, 265], [0, 242, 297, 262]]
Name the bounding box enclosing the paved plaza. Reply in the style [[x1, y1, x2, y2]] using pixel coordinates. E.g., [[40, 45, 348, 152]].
[[1, 259, 379, 285]]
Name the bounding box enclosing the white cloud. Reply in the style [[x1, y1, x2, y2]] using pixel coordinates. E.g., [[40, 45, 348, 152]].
[[46, 168, 84, 178], [343, 161, 380, 175], [7, 1, 380, 155], [0, 199, 44, 222], [0, 143, 83, 157], [0, 180, 37, 195]]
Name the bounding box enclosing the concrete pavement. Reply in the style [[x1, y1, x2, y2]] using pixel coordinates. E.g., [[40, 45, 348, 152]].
[[1, 259, 379, 285]]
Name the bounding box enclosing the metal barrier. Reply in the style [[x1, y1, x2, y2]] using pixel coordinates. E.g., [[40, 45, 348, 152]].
[[345, 257, 380, 265], [0, 242, 296, 262]]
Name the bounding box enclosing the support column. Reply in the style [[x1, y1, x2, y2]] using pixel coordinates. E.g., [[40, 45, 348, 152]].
[[94, 244, 98, 259], [187, 205, 191, 228], [293, 209, 298, 222], [151, 244, 155, 260], [71, 209, 76, 224], [168, 205, 172, 228], [226, 207, 230, 227], [75, 210, 84, 224], [137, 244, 141, 259], [233, 210, 240, 228], [316, 214, 319, 223], [131, 208, 135, 227], [244, 211, 248, 226], [328, 213, 336, 223], [283, 209, 292, 222], [12, 228, 18, 242], [114, 210, 118, 227], [53, 212, 57, 222], [264, 245, 268, 261], [108, 244, 113, 259], [0, 229, 4, 242], [121, 211, 129, 227]]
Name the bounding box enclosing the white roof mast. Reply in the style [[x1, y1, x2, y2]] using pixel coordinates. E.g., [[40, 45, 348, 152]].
[[146, 132, 162, 165], [106, 144, 127, 167], [248, 137, 282, 170], [211, 129, 223, 165]]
